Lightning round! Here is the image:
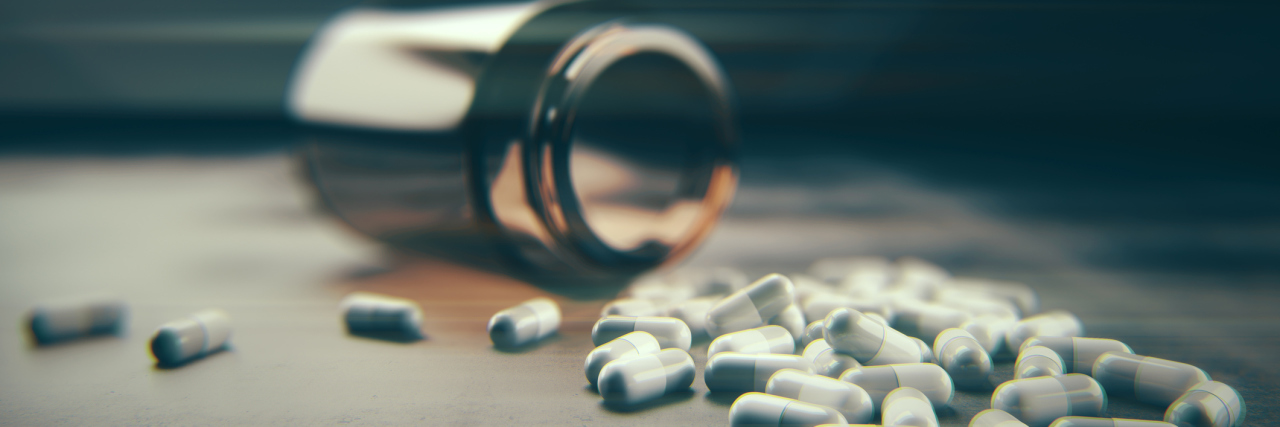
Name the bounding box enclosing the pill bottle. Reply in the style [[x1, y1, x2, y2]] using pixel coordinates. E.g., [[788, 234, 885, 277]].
[[287, 0, 738, 283]]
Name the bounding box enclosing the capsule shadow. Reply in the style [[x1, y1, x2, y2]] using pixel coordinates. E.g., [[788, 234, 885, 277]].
[[347, 330, 424, 344], [492, 333, 561, 354], [152, 345, 231, 370], [600, 389, 695, 413], [582, 384, 600, 395], [704, 390, 745, 406]]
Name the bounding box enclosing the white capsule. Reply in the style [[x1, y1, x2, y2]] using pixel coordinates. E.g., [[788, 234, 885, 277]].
[[838, 363, 954, 409], [708, 325, 795, 358], [1092, 351, 1210, 406], [793, 274, 839, 303], [771, 304, 808, 343], [948, 278, 1039, 316], [823, 308, 922, 365], [803, 339, 862, 378], [730, 392, 849, 427], [27, 298, 127, 345], [584, 331, 661, 388], [913, 337, 936, 364], [487, 297, 560, 348], [669, 266, 749, 297], [933, 328, 993, 390], [339, 292, 423, 338], [1165, 381, 1246, 427], [705, 352, 814, 392], [597, 348, 695, 406], [1019, 336, 1133, 374], [592, 316, 692, 351], [668, 296, 720, 337], [991, 374, 1106, 427], [150, 309, 231, 366], [969, 408, 1029, 427], [893, 301, 971, 344], [801, 320, 825, 348], [1050, 417, 1176, 427], [803, 294, 895, 326], [937, 292, 1021, 321], [961, 315, 1017, 356], [705, 273, 796, 337], [882, 387, 940, 427], [600, 298, 663, 318], [624, 275, 695, 303], [766, 368, 875, 423], [1005, 310, 1083, 352], [809, 256, 890, 285], [1014, 346, 1066, 379]]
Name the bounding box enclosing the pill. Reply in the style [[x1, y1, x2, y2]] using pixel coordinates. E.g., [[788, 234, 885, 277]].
[[1018, 336, 1132, 374], [809, 256, 890, 284], [793, 274, 839, 303], [961, 316, 1017, 356], [771, 304, 808, 343], [1049, 417, 1176, 427], [838, 363, 954, 409], [969, 408, 1029, 427], [938, 293, 1020, 322], [948, 278, 1039, 316], [882, 387, 940, 427], [339, 292, 423, 338], [823, 308, 923, 365], [766, 368, 875, 423], [802, 294, 895, 326], [487, 297, 560, 348], [729, 392, 849, 427], [668, 296, 720, 337], [150, 309, 231, 366], [802, 339, 861, 378], [1005, 310, 1083, 352], [913, 337, 936, 364], [593, 316, 692, 351], [991, 373, 1106, 427], [1014, 346, 1066, 379], [705, 273, 796, 337], [624, 278, 696, 305], [1164, 381, 1246, 427], [933, 328, 993, 390], [705, 352, 814, 392], [27, 298, 127, 345], [708, 325, 795, 357], [893, 301, 971, 344], [597, 348, 695, 406], [838, 260, 894, 298], [600, 298, 663, 317], [801, 320, 825, 348], [671, 266, 749, 297], [1092, 351, 1210, 407], [584, 331, 661, 388]]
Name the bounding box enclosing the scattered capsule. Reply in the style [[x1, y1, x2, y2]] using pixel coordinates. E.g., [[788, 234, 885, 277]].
[[913, 337, 936, 364], [600, 298, 663, 318], [1092, 351, 1210, 407], [882, 387, 940, 427], [624, 275, 695, 304], [893, 301, 971, 344], [802, 294, 894, 326], [730, 392, 848, 427], [933, 328, 993, 390], [705, 273, 796, 337], [597, 348, 695, 406], [150, 309, 231, 366], [1020, 336, 1133, 374], [705, 352, 814, 392], [766, 368, 875, 423], [810, 256, 890, 285], [938, 292, 1020, 322], [1164, 381, 1246, 427], [1050, 417, 1176, 427], [487, 297, 560, 348], [708, 325, 795, 357], [793, 274, 839, 303], [991, 374, 1106, 427], [803, 339, 862, 378], [838, 364, 954, 409], [948, 278, 1039, 316], [1014, 345, 1066, 379], [823, 308, 923, 365], [592, 316, 692, 351], [801, 320, 825, 348], [961, 315, 1017, 356], [339, 292, 423, 338], [771, 304, 808, 343], [668, 296, 720, 337], [671, 266, 749, 297], [969, 408, 1029, 427], [584, 331, 661, 388], [1005, 310, 1083, 352], [27, 297, 127, 345]]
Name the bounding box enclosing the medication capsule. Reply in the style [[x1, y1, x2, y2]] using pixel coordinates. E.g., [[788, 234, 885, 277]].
[[597, 348, 695, 406], [487, 297, 560, 348], [933, 328, 993, 390], [1005, 310, 1083, 352], [771, 304, 808, 343], [705, 352, 814, 392], [1049, 417, 1176, 427], [810, 256, 890, 285], [1092, 352, 1210, 407], [1164, 381, 1246, 427], [961, 315, 1017, 356], [1014, 346, 1066, 379], [729, 392, 848, 427], [600, 298, 663, 318], [801, 320, 825, 348], [803, 339, 862, 378], [584, 331, 661, 388], [969, 408, 1029, 427], [668, 296, 720, 337], [823, 308, 923, 365], [1020, 336, 1133, 374], [766, 368, 875, 423], [150, 309, 231, 366], [893, 301, 971, 344], [28, 298, 127, 345], [592, 316, 692, 351], [339, 292, 423, 338], [882, 387, 940, 427], [913, 337, 936, 364], [705, 273, 796, 337], [991, 374, 1106, 427], [708, 325, 795, 357], [948, 278, 1039, 316], [838, 363, 954, 409], [802, 294, 894, 326]]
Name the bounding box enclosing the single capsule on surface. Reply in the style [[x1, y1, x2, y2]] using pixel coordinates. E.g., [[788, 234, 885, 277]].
[[597, 348, 695, 406], [592, 316, 692, 351], [991, 373, 1106, 427], [913, 337, 935, 364], [339, 292, 423, 338], [893, 301, 971, 344], [882, 387, 940, 427], [705, 273, 796, 337], [771, 304, 808, 343], [600, 298, 663, 318], [150, 309, 231, 366], [766, 368, 875, 423], [838, 363, 954, 409], [668, 296, 720, 337], [969, 408, 1029, 427], [802, 294, 894, 326], [1014, 345, 1066, 379], [705, 352, 814, 392], [730, 392, 849, 427], [708, 325, 795, 358], [584, 331, 661, 388], [1164, 381, 1246, 427], [487, 297, 560, 348], [1005, 310, 1083, 352], [933, 328, 993, 390], [962, 315, 1017, 356], [28, 298, 127, 345], [802, 339, 861, 378], [1092, 351, 1210, 407], [1020, 336, 1133, 374], [801, 320, 825, 348], [823, 308, 922, 365], [1050, 417, 1176, 427]]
